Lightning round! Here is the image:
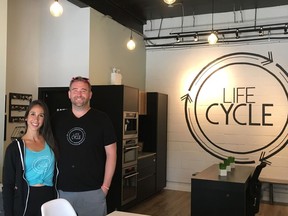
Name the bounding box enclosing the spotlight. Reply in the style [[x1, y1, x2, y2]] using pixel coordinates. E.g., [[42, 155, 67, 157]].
[[176, 35, 181, 43], [284, 24, 288, 34], [259, 27, 264, 36], [194, 33, 199, 42], [235, 29, 240, 39]]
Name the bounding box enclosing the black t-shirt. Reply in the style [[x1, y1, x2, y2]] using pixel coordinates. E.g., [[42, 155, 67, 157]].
[[52, 108, 117, 191]]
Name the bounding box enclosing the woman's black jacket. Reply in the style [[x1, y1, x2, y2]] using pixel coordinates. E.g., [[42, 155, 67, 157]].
[[2, 139, 59, 216]]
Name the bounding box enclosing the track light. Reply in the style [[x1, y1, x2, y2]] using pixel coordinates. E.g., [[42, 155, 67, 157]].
[[50, 0, 63, 17], [208, 32, 218, 44], [259, 27, 264, 36], [127, 30, 136, 50], [150, 22, 288, 48], [235, 29, 240, 39], [194, 33, 199, 42]]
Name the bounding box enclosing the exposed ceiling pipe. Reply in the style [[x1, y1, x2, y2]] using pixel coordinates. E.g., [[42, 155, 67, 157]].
[[254, 7, 258, 28], [169, 3, 185, 33], [180, 3, 185, 33], [233, 4, 236, 23], [158, 18, 163, 37], [240, 7, 243, 23]]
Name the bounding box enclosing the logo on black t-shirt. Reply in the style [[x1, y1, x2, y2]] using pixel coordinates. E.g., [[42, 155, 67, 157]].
[[66, 127, 86, 146]]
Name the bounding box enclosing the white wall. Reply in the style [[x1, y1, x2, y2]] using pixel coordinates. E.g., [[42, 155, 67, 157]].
[[38, 1, 146, 90], [38, 0, 90, 87], [5, 0, 42, 152], [89, 10, 146, 90], [145, 6, 288, 203], [0, 0, 7, 180]]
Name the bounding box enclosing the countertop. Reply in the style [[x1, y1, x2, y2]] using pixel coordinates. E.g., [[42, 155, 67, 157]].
[[192, 164, 255, 183], [107, 211, 150, 216], [137, 152, 156, 159]]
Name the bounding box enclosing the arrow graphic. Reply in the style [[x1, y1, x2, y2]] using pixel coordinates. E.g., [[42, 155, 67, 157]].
[[261, 51, 273, 66], [180, 93, 192, 103]]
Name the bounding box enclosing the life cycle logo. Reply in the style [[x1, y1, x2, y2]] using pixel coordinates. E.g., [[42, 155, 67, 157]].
[[181, 52, 288, 164], [67, 127, 86, 146], [32, 156, 51, 174]]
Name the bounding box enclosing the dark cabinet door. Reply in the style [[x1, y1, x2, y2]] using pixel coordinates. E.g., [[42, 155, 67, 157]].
[[91, 85, 139, 113], [123, 86, 139, 112], [38, 87, 70, 116], [137, 154, 156, 202], [140, 92, 168, 192]]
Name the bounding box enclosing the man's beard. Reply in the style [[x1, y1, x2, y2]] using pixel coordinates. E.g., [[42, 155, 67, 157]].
[[72, 97, 88, 108]]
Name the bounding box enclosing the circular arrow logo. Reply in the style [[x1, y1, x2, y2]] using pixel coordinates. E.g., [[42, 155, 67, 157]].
[[182, 52, 288, 164]]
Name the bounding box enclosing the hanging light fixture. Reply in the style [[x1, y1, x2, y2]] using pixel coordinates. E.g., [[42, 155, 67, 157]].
[[50, 0, 63, 17], [164, 0, 176, 6], [208, 0, 218, 44], [127, 31, 136, 50], [208, 32, 218, 44]]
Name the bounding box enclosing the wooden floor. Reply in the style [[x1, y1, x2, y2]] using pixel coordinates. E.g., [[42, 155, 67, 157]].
[[126, 189, 288, 216]]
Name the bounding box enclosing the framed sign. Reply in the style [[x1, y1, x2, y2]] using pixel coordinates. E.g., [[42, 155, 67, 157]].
[[9, 93, 32, 123]]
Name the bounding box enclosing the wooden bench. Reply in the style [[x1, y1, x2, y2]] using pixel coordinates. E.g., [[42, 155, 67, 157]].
[[259, 177, 288, 204]]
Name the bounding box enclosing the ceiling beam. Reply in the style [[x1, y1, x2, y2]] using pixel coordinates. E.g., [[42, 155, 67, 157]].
[[66, 0, 88, 8], [67, 0, 145, 34]]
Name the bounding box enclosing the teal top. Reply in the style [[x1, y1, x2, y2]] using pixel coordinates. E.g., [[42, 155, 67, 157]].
[[24, 143, 55, 186]]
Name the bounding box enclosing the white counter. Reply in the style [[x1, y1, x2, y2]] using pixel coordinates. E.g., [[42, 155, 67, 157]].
[[107, 211, 150, 216]]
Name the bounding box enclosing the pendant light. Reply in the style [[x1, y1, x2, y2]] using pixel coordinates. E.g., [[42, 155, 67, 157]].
[[208, 32, 218, 44], [50, 0, 63, 17], [127, 31, 136, 50], [208, 0, 218, 44], [164, 0, 176, 6]]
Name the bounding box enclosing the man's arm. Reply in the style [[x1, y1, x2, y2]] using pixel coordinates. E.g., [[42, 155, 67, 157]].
[[102, 142, 117, 195]]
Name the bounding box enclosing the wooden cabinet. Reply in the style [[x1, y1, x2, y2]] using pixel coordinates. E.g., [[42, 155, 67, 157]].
[[137, 153, 156, 202], [138, 91, 147, 115]]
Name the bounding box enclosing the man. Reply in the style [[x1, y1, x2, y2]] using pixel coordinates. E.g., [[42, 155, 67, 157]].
[[52, 76, 117, 216]]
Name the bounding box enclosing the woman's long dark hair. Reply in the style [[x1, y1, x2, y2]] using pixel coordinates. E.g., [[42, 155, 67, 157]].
[[24, 99, 58, 158]]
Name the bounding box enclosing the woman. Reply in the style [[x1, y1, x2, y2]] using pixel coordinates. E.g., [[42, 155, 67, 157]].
[[2, 100, 58, 216]]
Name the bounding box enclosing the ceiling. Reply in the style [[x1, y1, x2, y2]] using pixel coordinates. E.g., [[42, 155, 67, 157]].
[[67, 0, 288, 34]]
